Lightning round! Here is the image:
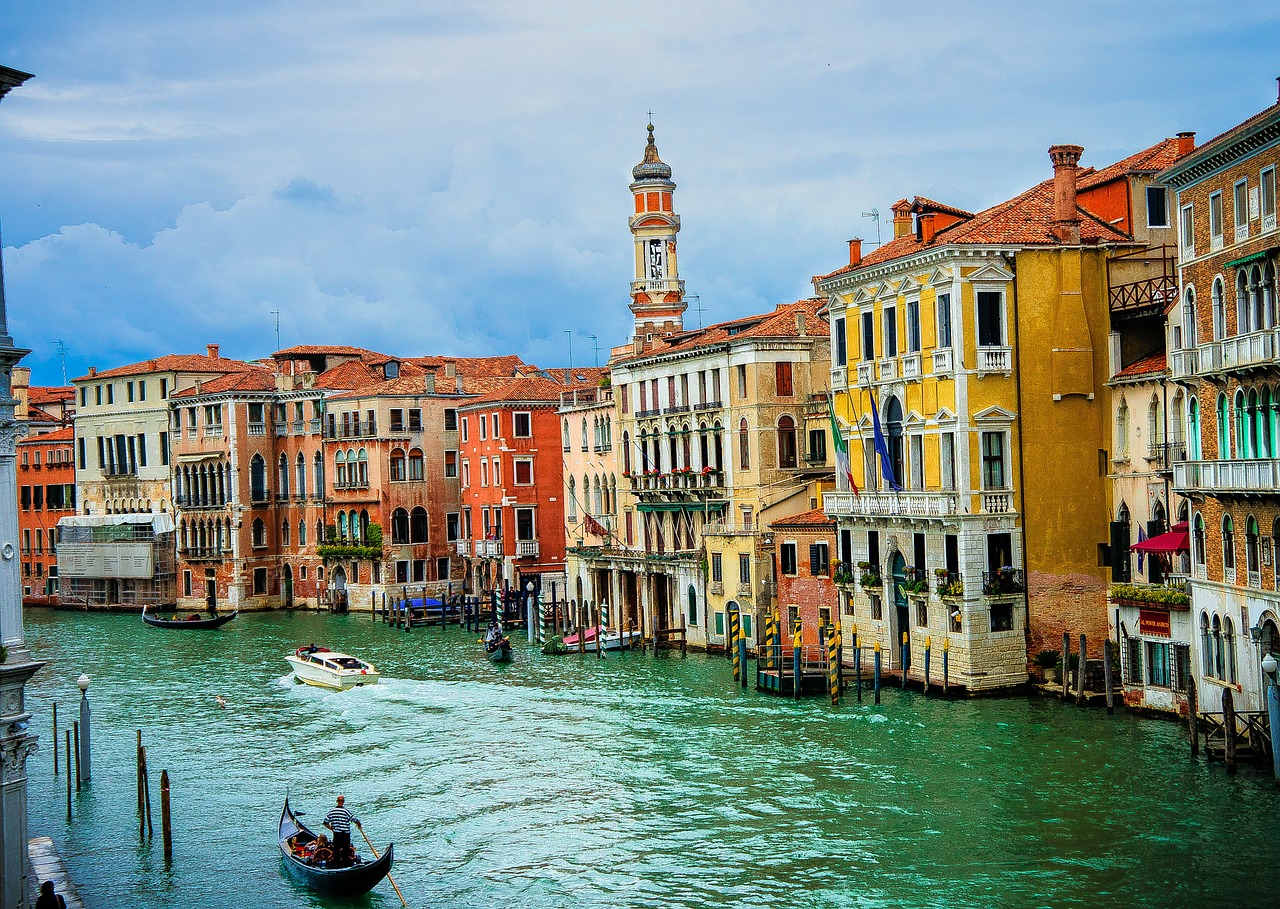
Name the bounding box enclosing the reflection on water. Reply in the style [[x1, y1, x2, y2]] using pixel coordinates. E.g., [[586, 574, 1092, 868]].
[[21, 610, 1280, 909]]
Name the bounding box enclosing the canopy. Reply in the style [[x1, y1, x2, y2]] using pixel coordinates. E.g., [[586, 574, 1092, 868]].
[[1131, 521, 1189, 554]]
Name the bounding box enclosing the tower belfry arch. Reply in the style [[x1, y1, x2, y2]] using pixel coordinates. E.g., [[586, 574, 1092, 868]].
[[628, 122, 686, 346]]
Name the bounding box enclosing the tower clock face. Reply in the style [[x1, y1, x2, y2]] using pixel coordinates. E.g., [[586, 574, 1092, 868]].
[[647, 238, 666, 280]]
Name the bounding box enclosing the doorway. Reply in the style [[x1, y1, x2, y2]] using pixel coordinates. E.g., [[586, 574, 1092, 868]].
[[283, 563, 294, 608], [892, 551, 909, 670]]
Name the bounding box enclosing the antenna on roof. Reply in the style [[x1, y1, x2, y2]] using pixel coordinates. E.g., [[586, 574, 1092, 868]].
[[270, 309, 281, 352], [564, 329, 573, 381], [688, 293, 705, 329], [54, 339, 67, 386], [587, 334, 601, 368], [861, 208, 882, 248]]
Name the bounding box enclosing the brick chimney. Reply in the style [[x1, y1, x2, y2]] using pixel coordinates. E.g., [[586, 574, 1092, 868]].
[[796, 310, 807, 337], [919, 212, 938, 244], [1176, 131, 1196, 156], [206, 343, 220, 359], [1049, 144, 1084, 244], [848, 238, 862, 267], [88, 366, 96, 376], [891, 199, 912, 239]]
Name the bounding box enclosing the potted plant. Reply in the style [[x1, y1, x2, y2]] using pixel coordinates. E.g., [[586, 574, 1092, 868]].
[[1034, 649, 1059, 683]]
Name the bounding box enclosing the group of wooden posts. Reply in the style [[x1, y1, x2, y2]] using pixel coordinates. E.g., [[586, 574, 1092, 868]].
[[1057, 632, 1119, 713], [50, 704, 172, 862]]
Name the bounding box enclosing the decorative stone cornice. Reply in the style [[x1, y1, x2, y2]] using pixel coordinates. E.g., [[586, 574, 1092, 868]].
[[1160, 109, 1280, 189]]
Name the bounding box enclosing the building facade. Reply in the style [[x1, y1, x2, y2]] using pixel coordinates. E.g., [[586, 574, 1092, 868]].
[[769, 507, 839, 647], [17, 426, 74, 602], [560, 384, 619, 611]]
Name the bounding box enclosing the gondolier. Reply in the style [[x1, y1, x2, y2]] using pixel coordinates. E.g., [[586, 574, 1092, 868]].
[[323, 795, 359, 857]]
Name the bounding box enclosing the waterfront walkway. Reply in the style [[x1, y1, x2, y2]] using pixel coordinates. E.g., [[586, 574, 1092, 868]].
[[28, 836, 84, 909]]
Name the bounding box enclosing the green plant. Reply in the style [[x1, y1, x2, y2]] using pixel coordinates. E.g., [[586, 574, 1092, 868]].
[[325, 524, 338, 543], [940, 579, 964, 597], [365, 523, 383, 546], [1034, 649, 1059, 668], [317, 543, 382, 560], [859, 570, 882, 587], [1108, 583, 1189, 608], [0, 644, 7, 663]]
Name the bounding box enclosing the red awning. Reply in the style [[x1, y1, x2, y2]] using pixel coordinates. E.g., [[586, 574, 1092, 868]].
[[1132, 521, 1189, 554]]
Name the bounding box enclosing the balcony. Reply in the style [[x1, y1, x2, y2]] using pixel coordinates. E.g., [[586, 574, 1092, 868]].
[[1169, 347, 1199, 381], [247, 422, 266, 436], [830, 366, 848, 391], [663, 404, 690, 415], [703, 522, 756, 537], [478, 540, 502, 558], [693, 399, 723, 413], [515, 540, 540, 559], [629, 470, 726, 496], [1146, 438, 1186, 471], [1175, 459, 1280, 495], [982, 568, 1024, 596], [824, 491, 961, 518], [455, 540, 471, 557], [932, 348, 953, 375], [877, 359, 897, 382], [856, 363, 874, 387], [309, 418, 322, 434], [630, 278, 685, 296], [980, 490, 1015, 514], [291, 420, 305, 434], [900, 353, 922, 380], [1109, 274, 1178, 316], [1174, 329, 1280, 380], [977, 346, 1012, 374]]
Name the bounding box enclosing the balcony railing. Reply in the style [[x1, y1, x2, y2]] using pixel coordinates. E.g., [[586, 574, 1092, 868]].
[[1169, 347, 1199, 380], [824, 491, 960, 518], [1174, 459, 1280, 494], [631, 278, 685, 295], [856, 363, 874, 386], [831, 366, 848, 390], [1109, 275, 1178, 314], [981, 491, 1015, 514], [932, 348, 953, 375], [247, 422, 266, 436], [900, 353, 922, 380], [877, 359, 897, 382], [1173, 329, 1280, 379], [478, 540, 502, 558], [977, 346, 1012, 374], [1220, 329, 1276, 372], [515, 540, 540, 559], [982, 568, 1025, 596], [456, 540, 471, 557], [1146, 438, 1185, 469], [702, 523, 757, 536], [629, 471, 726, 493]]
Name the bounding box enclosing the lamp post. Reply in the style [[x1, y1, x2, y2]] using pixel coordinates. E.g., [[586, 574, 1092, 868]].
[[1263, 652, 1280, 786], [77, 673, 90, 782], [526, 581, 536, 644]]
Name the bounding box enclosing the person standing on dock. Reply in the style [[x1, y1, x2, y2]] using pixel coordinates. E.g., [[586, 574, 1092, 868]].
[[323, 795, 359, 860]]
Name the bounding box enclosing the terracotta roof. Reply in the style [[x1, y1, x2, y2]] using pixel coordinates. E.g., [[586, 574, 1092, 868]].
[[327, 373, 467, 400], [272, 345, 369, 357], [170, 366, 279, 398], [19, 426, 74, 444], [1165, 104, 1279, 175], [769, 507, 836, 529], [436, 355, 529, 378], [621, 299, 829, 361], [73, 354, 253, 383], [27, 386, 75, 405], [24, 405, 62, 423], [1077, 138, 1187, 190], [1114, 350, 1167, 379], [910, 197, 974, 219], [313, 358, 427, 392], [460, 377, 582, 407]]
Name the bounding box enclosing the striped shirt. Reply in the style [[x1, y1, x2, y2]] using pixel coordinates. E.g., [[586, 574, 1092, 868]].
[[324, 806, 357, 833]]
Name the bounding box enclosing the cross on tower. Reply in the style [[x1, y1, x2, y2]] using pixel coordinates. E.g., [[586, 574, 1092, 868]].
[[646, 109, 654, 123]]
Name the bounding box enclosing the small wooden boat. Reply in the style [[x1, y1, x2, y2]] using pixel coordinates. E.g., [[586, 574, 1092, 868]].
[[285, 647, 380, 689], [559, 626, 642, 653], [485, 638, 513, 663], [278, 797, 393, 896], [142, 606, 238, 630]]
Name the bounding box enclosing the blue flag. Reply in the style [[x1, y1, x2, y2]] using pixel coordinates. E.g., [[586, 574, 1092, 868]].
[[1136, 526, 1146, 573], [870, 393, 901, 491]]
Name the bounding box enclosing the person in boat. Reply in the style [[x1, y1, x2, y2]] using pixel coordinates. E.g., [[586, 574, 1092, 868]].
[[484, 622, 503, 647], [303, 834, 334, 866], [323, 795, 360, 865]]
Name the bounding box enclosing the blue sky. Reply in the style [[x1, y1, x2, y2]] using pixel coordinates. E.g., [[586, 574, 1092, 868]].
[[1, 1, 1278, 385]]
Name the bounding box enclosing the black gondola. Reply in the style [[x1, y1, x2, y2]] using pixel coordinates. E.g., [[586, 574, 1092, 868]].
[[278, 798, 394, 896], [486, 638, 513, 663], [141, 605, 238, 630]]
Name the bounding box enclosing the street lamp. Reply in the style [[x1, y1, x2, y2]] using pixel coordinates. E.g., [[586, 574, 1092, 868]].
[[76, 673, 91, 781]]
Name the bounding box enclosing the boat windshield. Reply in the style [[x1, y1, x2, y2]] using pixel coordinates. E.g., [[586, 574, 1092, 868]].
[[334, 657, 366, 670]]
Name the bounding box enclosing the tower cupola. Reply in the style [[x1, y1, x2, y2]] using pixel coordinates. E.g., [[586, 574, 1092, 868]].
[[627, 121, 685, 345]]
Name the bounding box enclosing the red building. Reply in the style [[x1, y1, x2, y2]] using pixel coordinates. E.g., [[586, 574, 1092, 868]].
[[458, 377, 578, 595], [769, 508, 839, 647], [18, 426, 76, 602]]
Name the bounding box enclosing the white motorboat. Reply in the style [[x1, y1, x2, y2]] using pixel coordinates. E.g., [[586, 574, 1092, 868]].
[[285, 647, 380, 689], [558, 627, 642, 653]]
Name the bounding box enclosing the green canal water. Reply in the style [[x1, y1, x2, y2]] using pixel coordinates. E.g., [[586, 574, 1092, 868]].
[[19, 610, 1280, 909]]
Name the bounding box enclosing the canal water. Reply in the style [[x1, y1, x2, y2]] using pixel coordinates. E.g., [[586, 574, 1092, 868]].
[[20, 609, 1280, 909]]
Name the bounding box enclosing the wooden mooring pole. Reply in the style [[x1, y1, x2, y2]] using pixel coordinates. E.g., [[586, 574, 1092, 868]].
[[852, 626, 862, 703], [52, 703, 58, 775], [1222, 687, 1238, 776], [1062, 632, 1071, 699], [72, 721, 80, 791], [923, 637, 931, 696], [64, 730, 72, 822], [136, 730, 145, 836], [942, 639, 950, 697], [1103, 639, 1115, 714], [1077, 634, 1087, 706], [1187, 678, 1199, 758], [873, 641, 882, 705], [160, 770, 173, 862]]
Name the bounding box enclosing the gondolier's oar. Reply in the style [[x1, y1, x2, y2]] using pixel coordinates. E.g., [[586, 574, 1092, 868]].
[[356, 822, 407, 908]]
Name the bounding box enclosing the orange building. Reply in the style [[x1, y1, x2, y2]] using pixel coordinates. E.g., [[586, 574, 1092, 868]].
[[768, 507, 839, 647], [17, 426, 75, 602]]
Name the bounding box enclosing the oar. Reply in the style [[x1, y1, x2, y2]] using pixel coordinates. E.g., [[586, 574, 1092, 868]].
[[357, 822, 408, 908]]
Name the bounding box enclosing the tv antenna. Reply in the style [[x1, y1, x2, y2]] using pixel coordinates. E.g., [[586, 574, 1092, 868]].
[[270, 309, 281, 352], [587, 334, 601, 368], [54, 339, 68, 385], [860, 208, 882, 248], [688, 293, 705, 329]]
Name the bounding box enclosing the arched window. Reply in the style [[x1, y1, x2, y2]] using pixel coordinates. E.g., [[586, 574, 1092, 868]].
[[316, 519, 323, 545], [1234, 390, 1249, 459], [562, 419, 571, 451], [1263, 388, 1276, 459], [357, 448, 368, 486], [778, 415, 797, 468], [299, 520, 307, 547], [314, 451, 324, 494], [252, 517, 266, 547], [609, 475, 617, 513], [699, 422, 710, 468], [337, 511, 348, 540], [1115, 397, 1130, 458], [296, 452, 307, 498], [278, 453, 290, 498], [681, 423, 691, 469], [582, 418, 589, 452], [1224, 616, 1238, 683], [1213, 615, 1225, 679], [390, 448, 406, 482], [1193, 513, 1206, 568], [408, 448, 424, 481], [334, 450, 347, 488], [668, 427, 678, 471], [1265, 261, 1278, 328], [593, 476, 603, 515], [281, 519, 291, 547], [250, 454, 267, 501], [1185, 285, 1199, 346], [1246, 516, 1260, 581], [1188, 396, 1201, 460], [739, 418, 750, 470], [688, 584, 698, 625], [1222, 514, 1235, 576], [1212, 278, 1225, 340], [1251, 265, 1266, 332], [713, 422, 724, 471], [1217, 393, 1230, 459], [360, 510, 369, 541], [1147, 395, 1160, 449], [567, 477, 577, 521], [391, 508, 410, 544], [410, 507, 428, 543], [1237, 271, 1250, 335], [622, 431, 631, 475], [1200, 613, 1212, 675]]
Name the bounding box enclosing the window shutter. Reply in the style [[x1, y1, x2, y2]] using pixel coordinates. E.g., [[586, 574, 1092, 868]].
[[1110, 521, 1131, 582]]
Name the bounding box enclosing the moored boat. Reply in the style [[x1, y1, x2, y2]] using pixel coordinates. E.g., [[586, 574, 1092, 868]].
[[485, 638, 513, 663], [285, 647, 380, 689], [142, 606, 238, 630], [278, 797, 393, 896], [558, 626, 642, 653]]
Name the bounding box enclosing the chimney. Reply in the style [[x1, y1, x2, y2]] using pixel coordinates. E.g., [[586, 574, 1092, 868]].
[[206, 343, 220, 360], [88, 366, 96, 376], [796, 310, 807, 337], [891, 199, 912, 239], [847, 238, 862, 267], [919, 212, 938, 244], [1048, 144, 1084, 244], [1176, 131, 1196, 156], [424, 372, 436, 394], [444, 361, 456, 380]]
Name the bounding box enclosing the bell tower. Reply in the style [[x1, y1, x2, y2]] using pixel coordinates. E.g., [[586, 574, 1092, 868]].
[[628, 122, 685, 345]]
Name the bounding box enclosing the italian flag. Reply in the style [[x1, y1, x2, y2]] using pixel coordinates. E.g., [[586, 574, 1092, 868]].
[[828, 392, 857, 493]]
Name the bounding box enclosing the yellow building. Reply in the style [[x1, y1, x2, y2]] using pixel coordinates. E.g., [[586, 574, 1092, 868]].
[[816, 143, 1175, 690]]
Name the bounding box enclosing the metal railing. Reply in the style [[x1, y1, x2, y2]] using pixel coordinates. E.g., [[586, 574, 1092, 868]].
[[824, 491, 960, 517], [1175, 459, 1280, 494], [982, 568, 1024, 596]]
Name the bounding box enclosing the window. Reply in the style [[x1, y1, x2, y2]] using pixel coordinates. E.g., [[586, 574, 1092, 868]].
[[781, 541, 799, 575], [1180, 203, 1195, 255], [126, 381, 134, 402], [977, 290, 1003, 346], [711, 552, 722, 582], [1146, 641, 1171, 687], [106, 385, 113, 404], [1146, 186, 1169, 228], [1222, 514, 1236, 578], [252, 518, 266, 548], [808, 428, 826, 464], [411, 507, 428, 543], [444, 450, 457, 478], [390, 409, 404, 432], [515, 507, 535, 541], [736, 365, 747, 399], [514, 459, 533, 485], [777, 416, 797, 468], [253, 568, 267, 596], [461, 460, 470, 487], [390, 449, 406, 481], [391, 508, 410, 544], [408, 409, 422, 431], [809, 542, 829, 577], [834, 317, 847, 366], [1126, 636, 1143, 684], [1234, 180, 1249, 242], [981, 432, 1006, 489], [936, 293, 952, 347], [480, 459, 489, 487], [739, 418, 750, 470], [739, 553, 751, 585], [446, 512, 460, 541], [909, 434, 923, 490], [1209, 191, 1223, 249], [775, 362, 793, 397], [513, 412, 531, 437], [1263, 167, 1277, 231], [860, 310, 875, 361], [941, 432, 956, 490], [990, 602, 1013, 632], [883, 305, 898, 357], [906, 298, 921, 352], [461, 417, 469, 441], [408, 449, 424, 481]]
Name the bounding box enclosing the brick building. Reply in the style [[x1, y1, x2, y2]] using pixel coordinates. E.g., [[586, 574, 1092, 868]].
[[769, 507, 839, 647], [17, 426, 75, 602], [1160, 97, 1280, 714]]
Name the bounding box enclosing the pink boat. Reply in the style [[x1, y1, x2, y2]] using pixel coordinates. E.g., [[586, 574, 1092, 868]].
[[559, 626, 642, 652]]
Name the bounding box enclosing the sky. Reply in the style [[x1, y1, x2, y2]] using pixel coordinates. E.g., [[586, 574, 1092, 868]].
[[1, 2, 1278, 386]]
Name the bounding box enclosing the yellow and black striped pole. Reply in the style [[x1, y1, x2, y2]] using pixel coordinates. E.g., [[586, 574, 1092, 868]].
[[851, 624, 861, 702], [764, 608, 779, 670], [728, 604, 741, 685], [923, 635, 932, 696], [827, 624, 842, 704]]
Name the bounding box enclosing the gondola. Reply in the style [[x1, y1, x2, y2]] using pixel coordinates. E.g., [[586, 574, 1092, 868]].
[[278, 797, 394, 896], [141, 605, 238, 630], [485, 638, 513, 663]]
